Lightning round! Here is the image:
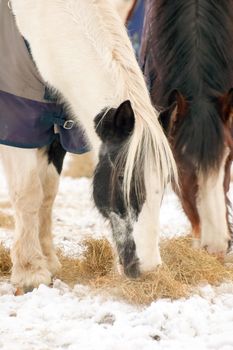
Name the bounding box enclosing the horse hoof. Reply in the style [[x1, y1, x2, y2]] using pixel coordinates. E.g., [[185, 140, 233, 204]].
[[14, 285, 34, 295], [192, 238, 201, 249], [201, 237, 230, 256], [224, 250, 233, 263], [14, 288, 24, 296], [46, 254, 61, 276], [11, 266, 52, 291]]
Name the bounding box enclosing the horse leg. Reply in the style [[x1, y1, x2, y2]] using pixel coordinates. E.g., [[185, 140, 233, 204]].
[[0, 146, 51, 290], [37, 147, 62, 276], [173, 169, 201, 248], [180, 195, 201, 249], [197, 153, 231, 255]]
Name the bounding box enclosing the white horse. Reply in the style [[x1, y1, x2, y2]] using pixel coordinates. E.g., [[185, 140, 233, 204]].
[[110, 0, 136, 22], [4, 0, 177, 290]]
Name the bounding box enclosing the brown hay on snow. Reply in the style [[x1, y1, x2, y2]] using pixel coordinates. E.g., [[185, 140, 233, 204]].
[[57, 236, 233, 304], [57, 238, 114, 285], [0, 244, 11, 275], [161, 236, 233, 285], [90, 266, 187, 304], [1, 236, 233, 304]]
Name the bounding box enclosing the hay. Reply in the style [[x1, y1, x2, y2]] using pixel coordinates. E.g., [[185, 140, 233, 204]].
[[0, 244, 11, 275], [80, 238, 114, 276], [57, 239, 187, 303], [57, 238, 114, 285], [1, 236, 233, 304], [118, 267, 187, 303], [91, 267, 187, 304], [57, 236, 233, 304], [0, 212, 14, 229], [161, 236, 233, 285]]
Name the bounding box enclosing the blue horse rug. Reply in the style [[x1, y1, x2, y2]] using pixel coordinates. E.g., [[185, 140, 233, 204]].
[[127, 0, 145, 57], [0, 0, 89, 154]]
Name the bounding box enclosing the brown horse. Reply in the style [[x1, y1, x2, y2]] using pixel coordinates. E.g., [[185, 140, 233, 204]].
[[140, 0, 233, 256]]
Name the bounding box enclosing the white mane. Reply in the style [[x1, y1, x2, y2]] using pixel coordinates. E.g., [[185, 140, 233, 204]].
[[11, 0, 177, 199], [109, 0, 135, 21]]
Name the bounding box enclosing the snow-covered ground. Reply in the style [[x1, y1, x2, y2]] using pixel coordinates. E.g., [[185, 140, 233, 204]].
[[0, 163, 233, 350]]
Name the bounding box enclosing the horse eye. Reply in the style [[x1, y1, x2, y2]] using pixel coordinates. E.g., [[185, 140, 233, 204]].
[[118, 174, 124, 182]]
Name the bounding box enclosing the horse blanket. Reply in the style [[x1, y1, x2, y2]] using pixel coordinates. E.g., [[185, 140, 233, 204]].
[[0, 0, 89, 153], [127, 0, 145, 56]]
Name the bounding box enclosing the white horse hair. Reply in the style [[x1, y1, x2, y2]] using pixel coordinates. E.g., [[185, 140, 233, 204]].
[[5, 0, 178, 288], [110, 0, 136, 21]]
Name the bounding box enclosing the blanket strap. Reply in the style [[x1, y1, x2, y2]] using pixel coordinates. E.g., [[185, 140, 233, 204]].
[[42, 111, 75, 130]]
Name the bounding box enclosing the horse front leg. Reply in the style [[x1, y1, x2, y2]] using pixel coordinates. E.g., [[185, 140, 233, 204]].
[[180, 193, 201, 249], [38, 143, 66, 276], [1, 146, 51, 290], [173, 168, 201, 249]]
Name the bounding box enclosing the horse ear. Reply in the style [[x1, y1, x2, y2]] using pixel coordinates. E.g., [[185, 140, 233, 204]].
[[159, 106, 175, 134], [168, 89, 187, 121], [94, 100, 135, 143], [219, 88, 233, 124], [159, 90, 186, 133], [114, 100, 135, 137]]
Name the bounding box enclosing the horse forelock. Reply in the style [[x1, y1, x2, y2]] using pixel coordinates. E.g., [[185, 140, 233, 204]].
[[151, 0, 233, 172]]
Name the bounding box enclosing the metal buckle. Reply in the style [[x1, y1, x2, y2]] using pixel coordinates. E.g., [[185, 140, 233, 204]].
[[63, 120, 74, 130]]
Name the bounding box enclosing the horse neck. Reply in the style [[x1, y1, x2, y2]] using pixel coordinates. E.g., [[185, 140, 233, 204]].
[[150, 0, 233, 107]]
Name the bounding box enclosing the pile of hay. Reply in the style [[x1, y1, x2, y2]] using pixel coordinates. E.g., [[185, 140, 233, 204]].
[[57, 238, 190, 303], [58, 238, 113, 284], [161, 236, 233, 285], [1, 236, 233, 304], [57, 236, 233, 304]]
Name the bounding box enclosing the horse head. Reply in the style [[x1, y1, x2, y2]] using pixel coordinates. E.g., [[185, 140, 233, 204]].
[[93, 101, 146, 278]]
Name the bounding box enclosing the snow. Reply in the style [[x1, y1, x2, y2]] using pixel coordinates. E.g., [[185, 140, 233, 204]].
[[0, 164, 233, 350]]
